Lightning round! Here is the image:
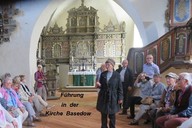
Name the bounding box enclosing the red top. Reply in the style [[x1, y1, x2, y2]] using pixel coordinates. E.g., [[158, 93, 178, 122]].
[[34, 71, 45, 88]]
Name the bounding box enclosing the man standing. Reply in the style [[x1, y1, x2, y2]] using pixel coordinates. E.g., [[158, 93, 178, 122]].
[[143, 54, 160, 79], [117, 59, 134, 115]]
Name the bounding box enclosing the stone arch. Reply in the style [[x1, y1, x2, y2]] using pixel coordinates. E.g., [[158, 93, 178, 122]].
[[114, 0, 148, 45], [29, 0, 147, 86], [29, 1, 63, 89]]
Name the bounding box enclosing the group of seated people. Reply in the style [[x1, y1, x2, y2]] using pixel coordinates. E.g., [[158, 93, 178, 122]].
[[0, 73, 54, 128], [123, 71, 192, 128]]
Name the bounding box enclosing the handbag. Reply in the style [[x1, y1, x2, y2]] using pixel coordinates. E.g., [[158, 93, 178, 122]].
[[141, 97, 154, 105]]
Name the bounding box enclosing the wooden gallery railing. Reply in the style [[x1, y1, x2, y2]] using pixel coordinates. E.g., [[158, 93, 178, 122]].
[[127, 21, 192, 77]]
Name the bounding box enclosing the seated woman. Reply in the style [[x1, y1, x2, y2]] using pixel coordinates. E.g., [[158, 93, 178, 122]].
[[156, 72, 192, 128], [129, 73, 165, 125], [0, 75, 28, 126], [19, 75, 54, 116], [0, 103, 19, 128], [12, 76, 41, 127], [0, 83, 22, 128]]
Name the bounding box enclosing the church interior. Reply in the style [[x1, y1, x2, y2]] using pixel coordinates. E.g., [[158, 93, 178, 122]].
[[0, 0, 192, 128]]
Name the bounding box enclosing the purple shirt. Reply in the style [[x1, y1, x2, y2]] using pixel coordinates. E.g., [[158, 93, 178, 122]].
[[143, 62, 160, 78], [35, 71, 45, 88]]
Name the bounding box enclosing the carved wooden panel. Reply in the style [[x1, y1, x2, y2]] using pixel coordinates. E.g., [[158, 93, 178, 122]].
[[95, 32, 123, 58], [74, 41, 93, 57], [71, 17, 77, 26], [62, 41, 70, 57], [66, 1, 99, 33], [89, 16, 95, 26], [175, 32, 187, 55], [161, 37, 171, 62], [114, 40, 122, 56], [104, 41, 115, 57], [135, 52, 144, 74], [52, 43, 62, 58], [95, 40, 105, 56], [44, 42, 53, 58], [48, 23, 64, 35]]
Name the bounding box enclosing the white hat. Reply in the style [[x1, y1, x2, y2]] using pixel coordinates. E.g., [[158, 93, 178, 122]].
[[37, 65, 43, 68], [179, 72, 191, 84], [165, 72, 179, 79]]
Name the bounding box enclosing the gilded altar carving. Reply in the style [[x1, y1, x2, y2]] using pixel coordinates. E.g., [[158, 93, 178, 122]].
[[66, 1, 99, 34], [47, 23, 64, 35], [95, 40, 105, 56], [104, 41, 114, 57], [75, 41, 92, 57], [52, 43, 62, 58], [41, 0, 126, 72]]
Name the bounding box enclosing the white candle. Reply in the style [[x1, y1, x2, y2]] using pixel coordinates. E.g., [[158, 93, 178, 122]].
[[57, 66, 59, 74], [44, 66, 46, 72]]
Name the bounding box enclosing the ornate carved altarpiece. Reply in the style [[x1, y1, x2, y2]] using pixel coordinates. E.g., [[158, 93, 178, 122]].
[[41, 1, 126, 73], [39, 0, 126, 92]]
